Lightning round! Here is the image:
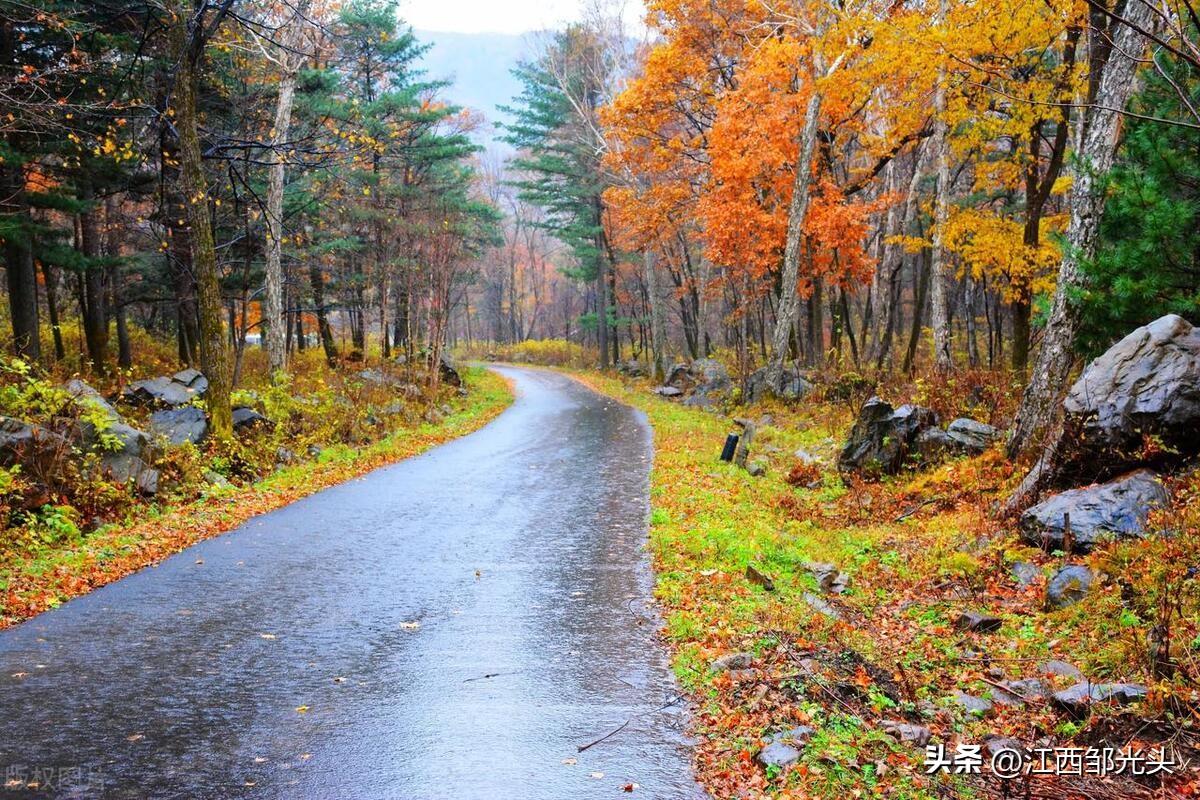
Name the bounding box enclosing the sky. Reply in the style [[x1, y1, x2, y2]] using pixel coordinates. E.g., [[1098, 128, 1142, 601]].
[[397, 0, 645, 35]]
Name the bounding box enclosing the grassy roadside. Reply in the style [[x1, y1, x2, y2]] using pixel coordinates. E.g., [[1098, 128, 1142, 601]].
[[0, 367, 512, 629], [574, 370, 1199, 800]]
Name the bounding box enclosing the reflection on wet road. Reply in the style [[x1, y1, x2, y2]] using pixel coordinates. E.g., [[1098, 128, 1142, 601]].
[[0, 367, 701, 799]]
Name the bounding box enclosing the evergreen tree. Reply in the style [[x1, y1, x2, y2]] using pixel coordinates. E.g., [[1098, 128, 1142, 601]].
[[1078, 49, 1200, 355]]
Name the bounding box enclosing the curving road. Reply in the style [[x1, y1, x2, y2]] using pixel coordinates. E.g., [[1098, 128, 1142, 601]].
[[0, 367, 701, 800]]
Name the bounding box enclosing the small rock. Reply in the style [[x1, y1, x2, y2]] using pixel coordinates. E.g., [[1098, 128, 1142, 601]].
[[1052, 681, 1148, 717], [745, 564, 775, 591], [711, 652, 753, 673], [653, 386, 682, 398], [203, 470, 232, 489], [803, 592, 841, 620], [232, 407, 272, 433], [804, 562, 849, 594], [1045, 565, 1095, 610], [881, 721, 931, 748], [982, 736, 1025, 759], [1039, 660, 1083, 680], [950, 690, 993, 716], [275, 447, 296, 465], [755, 741, 801, 769], [946, 418, 1001, 454], [746, 460, 767, 477], [1011, 561, 1040, 586], [306, 444, 323, 458], [954, 611, 1003, 633], [1004, 678, 1050, 700], [755, 726, 815, 769]]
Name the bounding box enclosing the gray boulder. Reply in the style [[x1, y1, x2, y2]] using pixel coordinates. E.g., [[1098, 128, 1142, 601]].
[[64, 379, 121, 423], [437, 353, 462, 387], [122, 369, 208, 408], [755, 726, 815, 769], [1040, 660, 1083, 680], [711, 652, 753, 673], [955, 611, 1002, 633], [653, 386, 682, 398], [149, 406, 209, 446], [1060, 314, 1200, 481], [0, 417, 68, 470], [746, 366, 812, 403], [680, 359, 731, 409], [1019, 469, 1169, 552], [1045, 565, 1095, 610], [882, 721, 931, 748], [838, 397, 939, 476], [946, 418, 1001, 454], [1052, 681, 1147, 717], [804, 562, 848, 594], [232, 407, 272, 432], [616, 359, 646, 378], [950, 690, 993, 716], [1011, 561, 1041, 586]]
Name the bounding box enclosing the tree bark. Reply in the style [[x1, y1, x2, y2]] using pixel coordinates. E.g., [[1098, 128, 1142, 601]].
[[2, 163, 39, 361], [643, 248, 668, 380], [105, 197, 132, 368], [929, 0, 954, 373], [79, 185, 109, 374], [262, 0, 311, 376], [169, 0, 233, 439], [1007, 0, 1161, 463], [310, 261, 338, 366], [766, 90, 822, 386]]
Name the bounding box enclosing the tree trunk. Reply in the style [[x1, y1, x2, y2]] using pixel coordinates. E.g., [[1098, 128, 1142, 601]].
[[106, 197, 132, 368], [1006, 0, 1161, 464], [766, 90, 822, 387], [595, 234, 610, 369], [41, 258, 66, 361], [169, 2, 233, 439], [2, 165, 39, 361], [262, 0, 311, 376], [930, 1, 954, 373], [643, 248, 667, 381], [310, 261, 338, 366], [79, 186, 109, 374]]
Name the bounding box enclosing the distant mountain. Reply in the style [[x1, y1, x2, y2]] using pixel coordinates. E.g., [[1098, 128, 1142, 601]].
[[415, 29, 537, 145]]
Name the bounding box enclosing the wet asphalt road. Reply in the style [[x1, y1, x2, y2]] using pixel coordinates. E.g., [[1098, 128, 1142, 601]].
[[0, 367, 701, 800]]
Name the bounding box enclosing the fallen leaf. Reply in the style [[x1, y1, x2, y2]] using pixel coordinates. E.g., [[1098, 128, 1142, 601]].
[[260, 633, 277, 640], [295, 705, 309, 714], [399, 621, 420, 630], [562, 757, 577, 765], [590, 772, 604, 779], [623, 783, 640, 792]]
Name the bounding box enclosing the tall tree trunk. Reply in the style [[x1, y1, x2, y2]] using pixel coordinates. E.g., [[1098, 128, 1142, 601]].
[[766, 91, 822, 387], [643, 248, 667, 380], [1007, 0, 1161, 465], [904, 247, 933, 374], [79, 186, 109, 374], [310, 262, 338, 366], [2, 167, 39, 361], [262, 0, 311, 376], [106, 197, 132, 368], [930, 1, 954, 372], [595, 234, 610, 369], [41, 258, 66, 361], [169, 2, 232, 439]]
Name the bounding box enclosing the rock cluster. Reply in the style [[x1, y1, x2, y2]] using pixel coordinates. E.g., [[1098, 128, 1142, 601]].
[[837, 397, 999, 476], [656, 359, 731, 409]]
